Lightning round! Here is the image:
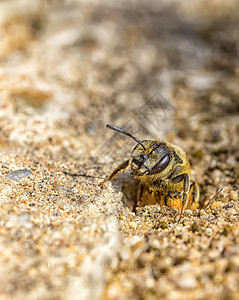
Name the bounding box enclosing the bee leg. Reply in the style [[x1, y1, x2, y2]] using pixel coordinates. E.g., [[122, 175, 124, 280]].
[[99, 159, 129, 186], [134, 183, 144, 212], [188, 181, 200, 209], [180, 173, 190, 218]]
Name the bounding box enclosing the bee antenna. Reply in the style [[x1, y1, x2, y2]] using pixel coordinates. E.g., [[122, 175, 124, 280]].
[[106, 124, 146, 151]]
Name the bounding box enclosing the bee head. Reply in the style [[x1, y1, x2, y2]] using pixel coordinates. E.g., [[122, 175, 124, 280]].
[[131, 141, 172, 176], [105, 124, 171, 177]]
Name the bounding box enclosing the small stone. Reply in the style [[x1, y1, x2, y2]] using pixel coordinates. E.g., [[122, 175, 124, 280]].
[[17, 212, 31, 226], [183, 220, 191, 226], [200, 209, 207, 216], [229, 190, 238, 201], [206, 228, 213, 235], [5, 169, 32, 182], [210, 201, 222, 209], [129, 221, 137, 229], [177, 274, 197, 289], [223, 203, 233, 210]]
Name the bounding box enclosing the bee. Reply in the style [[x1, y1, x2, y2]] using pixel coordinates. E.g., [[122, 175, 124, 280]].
[[101, 124, 200, 215]]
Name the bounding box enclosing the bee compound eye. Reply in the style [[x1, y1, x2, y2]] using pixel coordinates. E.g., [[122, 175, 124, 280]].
[[150, 154, 170, 174]]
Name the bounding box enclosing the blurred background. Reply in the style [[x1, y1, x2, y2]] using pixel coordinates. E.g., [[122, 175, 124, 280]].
[[1, 0, 238, 137]]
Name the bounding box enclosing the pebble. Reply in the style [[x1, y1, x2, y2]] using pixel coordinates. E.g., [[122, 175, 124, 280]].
[[210, 201, 222, 209], [177, 274, 197, 289], [229, 191, 238, 201], [129, 221, 138, 229], [17, 212, 31, 226], [5, 169, 32, 182]]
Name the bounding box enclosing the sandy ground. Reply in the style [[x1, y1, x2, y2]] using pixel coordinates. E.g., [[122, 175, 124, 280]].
[[0, 0, 239, 299]]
